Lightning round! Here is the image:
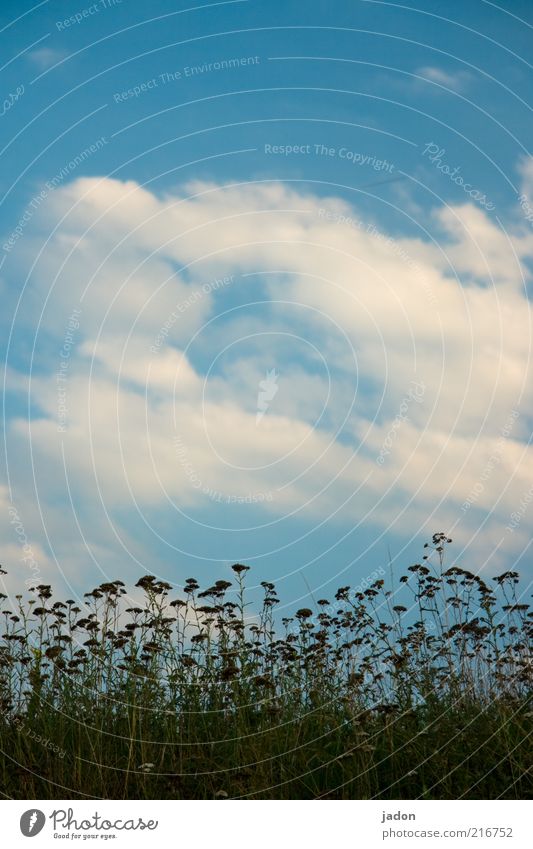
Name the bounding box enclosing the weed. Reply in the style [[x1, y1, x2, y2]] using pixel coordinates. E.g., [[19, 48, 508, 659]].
[[0, 535, 531, 799]]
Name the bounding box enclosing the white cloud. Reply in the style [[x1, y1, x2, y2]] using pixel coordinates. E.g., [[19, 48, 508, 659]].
[[518, 156, 533, 201], [27, 47, 69, 70], [4, 176, 533, 576], [416, 66, 473, 92]]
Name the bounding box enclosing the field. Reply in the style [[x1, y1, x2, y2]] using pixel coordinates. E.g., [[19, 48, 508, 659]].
[[0, 534, 531, 799]]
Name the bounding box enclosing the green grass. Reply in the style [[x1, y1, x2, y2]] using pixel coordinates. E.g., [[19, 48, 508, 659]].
[[0, 533, 531, 799]]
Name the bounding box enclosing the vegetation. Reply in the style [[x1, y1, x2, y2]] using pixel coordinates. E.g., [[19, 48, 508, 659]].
[[0, 534, 531, 799]]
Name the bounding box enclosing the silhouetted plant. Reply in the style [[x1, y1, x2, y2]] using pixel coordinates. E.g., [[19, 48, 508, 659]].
[[0, 536, 531, 799]]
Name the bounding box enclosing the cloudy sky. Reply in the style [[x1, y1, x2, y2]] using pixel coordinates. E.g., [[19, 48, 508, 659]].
[[1, 0, 532, 608]]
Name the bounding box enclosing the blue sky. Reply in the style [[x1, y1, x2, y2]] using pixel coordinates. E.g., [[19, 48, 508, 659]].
[[1, 0, 532, 610]]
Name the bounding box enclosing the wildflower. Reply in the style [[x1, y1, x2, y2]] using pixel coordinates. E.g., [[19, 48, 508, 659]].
[[44, 647, 62, 659], [135, 575, 157, 590], [493, 571, 519, 584], [231, 563, 250, 574], [221, 665, 239, 680]]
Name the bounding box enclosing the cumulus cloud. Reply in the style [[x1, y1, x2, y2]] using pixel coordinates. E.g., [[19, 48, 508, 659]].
[[3, 176, 533, 579]]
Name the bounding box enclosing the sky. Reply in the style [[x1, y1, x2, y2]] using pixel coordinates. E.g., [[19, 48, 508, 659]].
[[1, 0, 532, 612]]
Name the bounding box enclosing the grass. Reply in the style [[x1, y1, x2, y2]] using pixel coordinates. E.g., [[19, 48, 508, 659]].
[[0, 533, 531, 799]]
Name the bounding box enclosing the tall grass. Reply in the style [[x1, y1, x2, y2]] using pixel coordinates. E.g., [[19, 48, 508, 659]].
[[0, 534, 531, 799]]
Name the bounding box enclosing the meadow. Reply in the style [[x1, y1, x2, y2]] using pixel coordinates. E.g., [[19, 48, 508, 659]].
[[0, 533, 531, 799]]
